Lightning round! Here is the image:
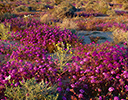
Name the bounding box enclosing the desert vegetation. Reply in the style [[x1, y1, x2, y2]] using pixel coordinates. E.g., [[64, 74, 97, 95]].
[[0, 0, 128, 100]]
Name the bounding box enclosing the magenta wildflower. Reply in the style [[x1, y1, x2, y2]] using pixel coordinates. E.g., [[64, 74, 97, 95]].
[[114, 96, 119, 100], [108, 87, 115, 92]]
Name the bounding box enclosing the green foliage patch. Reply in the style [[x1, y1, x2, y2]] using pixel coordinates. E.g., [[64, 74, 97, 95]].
[[4, 77, 59, 100]]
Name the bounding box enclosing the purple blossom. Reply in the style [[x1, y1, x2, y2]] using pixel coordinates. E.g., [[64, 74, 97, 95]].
[[80, 61, 84, 65], [71, 84, 75, 88], [108, 87, 114, 92], [79, 89, 85, 93], [57, 87, 62, 92], [99, 96, 102, 100], [78, 93, 83, 98], [72, 75, 77, 79], [114, 96, 119, 100], [62, 96, 67, 100]]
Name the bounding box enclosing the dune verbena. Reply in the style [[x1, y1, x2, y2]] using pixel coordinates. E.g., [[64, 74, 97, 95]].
[[0, 23, 11, 40], [51, 42, 74, 72], [4, 77, 59, 100], [51, 1, 77, 19]]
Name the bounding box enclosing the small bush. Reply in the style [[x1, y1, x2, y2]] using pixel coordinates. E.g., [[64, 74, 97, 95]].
[[122, 3, 128, 10], [40, 13, 53, 24], [112, 28, 128, 44], [51, 1, 77, 19], [51, 42, 74, 72], [4, 77, 59, 100], [56, 18, 78, 30], [14, 5, 30, 12], [0, 23, 11, 40], [0, 13, 16, 22], [106, 9, 117, 16], [85, 0, 111, 14], [55, 0, 62, 4]]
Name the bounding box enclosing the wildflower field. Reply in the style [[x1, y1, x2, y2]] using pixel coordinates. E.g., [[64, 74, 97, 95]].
[[0, 0, 128, 100]]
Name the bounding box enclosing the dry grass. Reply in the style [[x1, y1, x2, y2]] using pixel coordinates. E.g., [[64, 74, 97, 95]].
[[40, 13, 53, 24], [112, 28, 128, 44], [56, 18, 78, 30]]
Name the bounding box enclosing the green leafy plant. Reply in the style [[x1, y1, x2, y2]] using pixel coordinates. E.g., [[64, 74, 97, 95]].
[[4, 77, 59, 100], [0, 23, 11, 40], [51, 42, 74, 72]]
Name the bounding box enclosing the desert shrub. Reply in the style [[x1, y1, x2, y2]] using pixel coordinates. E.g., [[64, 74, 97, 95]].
[[38, 4, 53, 11], [113, 0, 128, 4], [51, 42, 74, 72], [28, 3, 52, 11], [105, 0, 113, 2], [94, 1, 111, 14], [51, 1, 77, 19], [106, 9, 117, 16], [0, 23, 11, 40], [112, 28, 128, 44], [122, 3, 128, 10], [13, 5, 30, 12], [85, 0, 111, 14], [40, 13, 53, 24], [27, 3, 38, 11], [54, 0, 62, 4], [4, 77, 59, 100], [0, 12, 16, 22], [56, 18, 78, 30]]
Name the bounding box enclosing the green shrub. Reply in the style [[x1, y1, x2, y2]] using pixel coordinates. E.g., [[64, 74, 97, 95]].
[[4, 77, 59, 100], [51, 42, 74, 72], [0, 23, 11, 40]]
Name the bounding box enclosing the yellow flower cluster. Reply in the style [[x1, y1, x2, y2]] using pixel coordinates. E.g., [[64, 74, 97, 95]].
[[51, 42, 74, 71]]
